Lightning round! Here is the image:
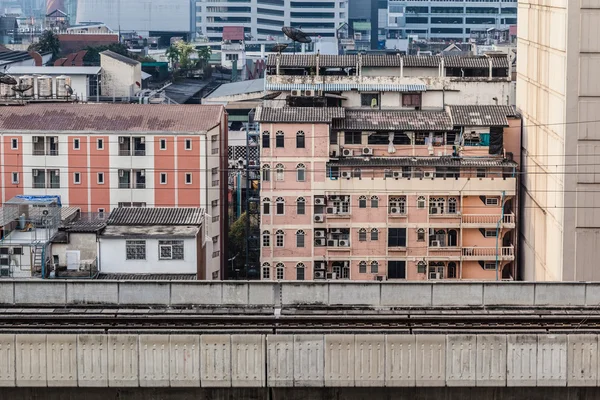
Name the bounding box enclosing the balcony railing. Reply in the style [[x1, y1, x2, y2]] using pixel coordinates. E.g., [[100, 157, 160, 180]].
[[118, 182, 131, 189], [462, 213, 516, 226], [462, 246, 515, 260]]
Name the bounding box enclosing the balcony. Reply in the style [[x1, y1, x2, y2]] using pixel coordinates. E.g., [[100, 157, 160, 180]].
[[428, 247, 461, 260], [462, 246, 515, 261], [462, 213, 515, 229]]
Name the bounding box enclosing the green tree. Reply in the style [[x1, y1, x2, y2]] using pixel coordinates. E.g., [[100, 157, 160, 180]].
[[82, 42, 133, 65], [175, 41, 197, 69], [197, 46, 212, 67], [28, 30, 60, 59], [228, 212, 248, 273], [165, 45, 180, 67]]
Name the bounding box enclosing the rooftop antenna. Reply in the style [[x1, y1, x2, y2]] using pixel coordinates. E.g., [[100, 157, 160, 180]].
[[282, 26, 311, 55]]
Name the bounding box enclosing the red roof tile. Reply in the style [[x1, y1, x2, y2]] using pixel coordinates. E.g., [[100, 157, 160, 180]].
[[0, 104, 224, 133]]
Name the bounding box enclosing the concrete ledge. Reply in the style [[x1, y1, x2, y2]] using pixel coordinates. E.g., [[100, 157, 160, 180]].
[[0, 282, 13, 304], [584, 284, 600, 307], [535, 284, 586, 306], [381, 283, 432, 307], [281, 283, 328, 306], [328, 283, 380, 306], [170, 282, 222, 305], [118, 282, 170, 305], [66, 282, 118, 305], [222, 283, 249, 305], [14, 282, 65, 305], [432, 283, 483, 306], [483, 283, 534, 306], [248, 283, 275, 305]]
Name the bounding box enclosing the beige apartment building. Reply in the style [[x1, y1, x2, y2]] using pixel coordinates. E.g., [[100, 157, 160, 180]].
[[517, 1, 600, 280]]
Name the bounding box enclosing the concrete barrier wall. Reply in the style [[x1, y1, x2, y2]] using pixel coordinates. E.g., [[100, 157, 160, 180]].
[[1, 334, 600, 387], [0, 281, 598, 307]]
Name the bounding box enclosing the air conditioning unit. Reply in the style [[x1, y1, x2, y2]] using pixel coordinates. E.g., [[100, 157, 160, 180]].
[[315, 238, 326, 246], [326, 206, 336, 214], [314, 214, 324, 223], [314, 270, 326, 279], [430, 207, 439, 214], [391, 207, 399, 214], [327, 239, 338, 247], [342, 149, 353, 157], [339, 240, 349, 247], [304, 89, 315, 96], [424, 171, 433, 178], [119, 170, 125, 177], [431, 240, 441, 247], [119, 137, 125, 144], [362, 147, 373, 156], [33, 136, 39, 143], [33, 170, 39, 177], [315, 197, 326, 206], [291, 89, 301, 96], [330, 228, 342, 234], [376, 275, 387, 281], [329, 196, 340, 201], [341, 171, 352, 179], [315, 230, 326, 238], [393, 171, 401, 179]]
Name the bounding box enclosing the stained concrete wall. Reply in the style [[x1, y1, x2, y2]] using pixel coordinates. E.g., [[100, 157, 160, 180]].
[[1, 334, 599, 388], [1, 281, 599, 308]]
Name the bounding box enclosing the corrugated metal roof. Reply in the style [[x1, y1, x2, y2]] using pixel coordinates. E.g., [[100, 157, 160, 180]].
[[255, 107, 345, 123], [265, 82, 426, 92], [448, 105, 517, 127], [331, 157, 517, 168], [333, 110, 453, 131], [0, 103, 224, 133], [96, 273, 196, 280], [6, 66, 101, 75], [107, 207, 204, 226], [206, 78, 264, 99]]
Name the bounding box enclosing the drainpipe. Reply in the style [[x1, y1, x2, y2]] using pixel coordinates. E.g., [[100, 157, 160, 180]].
[[488, 56, 493, 80], [495, 190, 506, 281], [399, 54, 403, 78]]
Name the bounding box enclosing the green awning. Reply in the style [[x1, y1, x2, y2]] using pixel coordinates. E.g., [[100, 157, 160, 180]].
[[353, 22, 371, 31]]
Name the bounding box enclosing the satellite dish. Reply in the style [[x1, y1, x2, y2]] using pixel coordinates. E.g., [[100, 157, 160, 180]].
[[11, 83, 33, 94], [282, 27, 311, 44], [271, 43, 288, 53], [0, 74, 18, 85], [261, 91, 281, 100]]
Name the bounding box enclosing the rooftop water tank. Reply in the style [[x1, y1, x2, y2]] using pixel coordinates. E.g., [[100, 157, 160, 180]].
[[37, 75, 52, 98]]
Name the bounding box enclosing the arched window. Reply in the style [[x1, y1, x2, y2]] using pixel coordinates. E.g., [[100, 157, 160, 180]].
[[275, 164, 284, 181], [262, 230, 270, 247], [358, 195, 367, 208], [359, 261, 367, 273], [261, 262, 271, 279], [275, 230, 284, 247], [296, 262, 305, 280], [353, 168, 362, 179], [262, 164, 270, 182], [417, 261, 426, 274], [389, 196, 406, 214], [448, 229, 458, 247], [429, 197, 445, 214], [417, 228, 425, 241], [296, 230, 305, 248], [371, 195, 379, 208], [275, 130, 284, 148], [262, 197, 271, 215], [276, 197, 285, 215], [296, 130, 305, 148], [370, 261, 379, 274], [262, 131, 270, 148], [448, 197, 458, 214], [358, 228, 367, 241], [296, 197, 306, 215], [448, 262, 457, 279], [276, 263, 285, 280], [296, 163, 306, 182], [417, 196, 426, 209], [371, 228, 379, 241]]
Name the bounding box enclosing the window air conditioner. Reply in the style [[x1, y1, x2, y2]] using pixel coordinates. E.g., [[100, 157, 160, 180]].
[[338, 240, 349, 247], [315, 238, 326, 246], [291, 89, 301, 96], [430, 207, 439, 214], [431, 240, 441, 247], [342, 149, 353, 157], [314, 270, 326, 279], [393, 171, 401, 179], [327, 239, 338, 247], [341, 171, 352, 179], [326, 206, 336, 214], [304, 89, 315, 97], [391, 207, 399, 214], [315, 230, 326, 238], [376, 275, 386, 281], [330, 228, 342, 234], [362, 147, 373, 156], [424, 171, 433, 178], [315, 197, 326, 206], [314, 214, 324, 223]]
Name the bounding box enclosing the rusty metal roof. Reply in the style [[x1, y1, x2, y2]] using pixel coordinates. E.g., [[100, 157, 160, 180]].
[[448, 105, 517, 127], [331, 157, 517, 168], [333, 110, 453, 131], [107, 207, 204, 226], [0, 104, 224, 133], [256, 106, 345, 123]]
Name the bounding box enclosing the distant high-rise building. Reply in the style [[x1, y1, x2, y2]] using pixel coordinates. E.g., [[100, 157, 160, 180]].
[[517, 1, 600, 280], [195, 0, 348, 42], [387, 0, 517, 43], [348, 0, 387, 50], [46, 0, 65, 13]]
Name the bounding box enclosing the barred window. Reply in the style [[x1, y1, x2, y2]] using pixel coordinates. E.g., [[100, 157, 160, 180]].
[[158, 240, 184, 260], [126, 240, 146, 260]]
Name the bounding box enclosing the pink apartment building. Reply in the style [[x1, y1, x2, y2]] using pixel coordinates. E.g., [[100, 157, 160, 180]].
[[257, 105, 521, 281], [0, 103, 229, 278]]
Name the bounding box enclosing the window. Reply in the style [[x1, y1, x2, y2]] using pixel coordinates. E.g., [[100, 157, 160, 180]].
[[276, 230, 284, 247], [485, 197, 499, 206], [185, 173, 192, 184], [485, 230, 498, 238], [358, 195, 367, 208], [417, 196, 426, 209], [160, 173, 167, 184], [384, 169, 393, 179], [184, 139, 192, 150], [275, 164, 284, 181], [276, 264, 284, 280], [262, 231, 270, 247], [73, 138, 80, 150], [296, 263, 305, 280], [98, 208, 105, 215], [126, 240, 146, 260], [344, 132, 361, 145], [96, 172, 104, 184], [402, 93, 422, 108], [354, 228, 365, 242], [262, 165, 270, 181], [262, 131, 270, 148], [276, 197, 285, 215], [353, 168, 362, 179], [158, 240, 184, 260], [389, 196, 406, 214], [226, 53, 239, 61], [371, 196, 379, 208], [296, 130, 305, 148], [275, 130, 284, 148], [448, 262, 457, 279], [388, 261, 406, 279], [73, 172, 81, 184], [296, 163, 306, 181], [262, 263, 271, 279], [359, 261, 367, 273], [11, 172, 18, 184], [370, 261, 379, 274], [429, 197, 445, 214], [297, 197, 306, 215], [48, 170, 60, 188], [448, 198, 458, 214], [160, 138, 167, 150], [11, 138, 18, 149], [33, 169, 45, 188], [388, 228, 407, 247], [296, 230, 305, 248], [484, 262, 497, 270], [361, 93, 380, 108], [417, 261, 427, 274], [371, 228, 379, 241], [476, 168, 486, 178], [417, 228, 425, 242], [97, 138, 104, 150], [263, 198, 271, 215]]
